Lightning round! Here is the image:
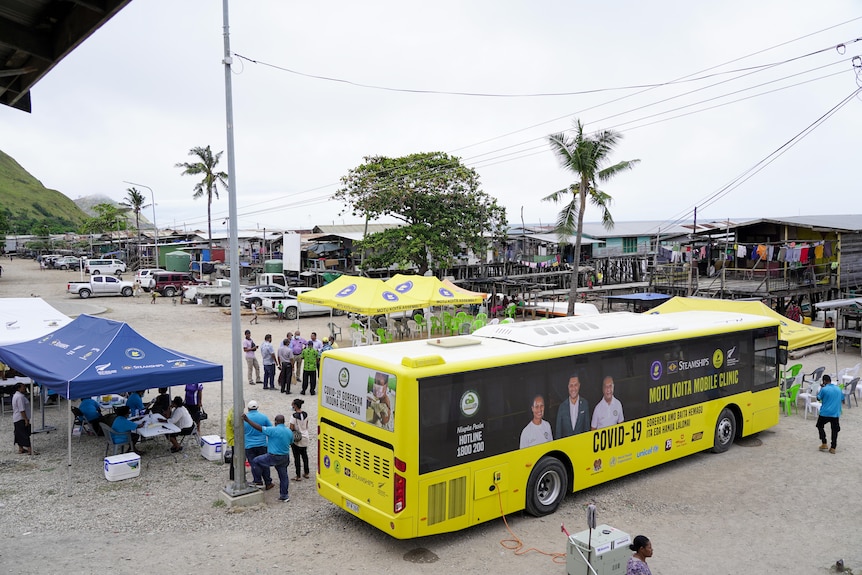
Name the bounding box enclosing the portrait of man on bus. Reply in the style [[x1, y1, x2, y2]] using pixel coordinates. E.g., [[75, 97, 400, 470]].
[[591, 376, 625, 430], [367, 371, 394, 430], [520, 394, 553, 448], [556, 372, 591, 438]]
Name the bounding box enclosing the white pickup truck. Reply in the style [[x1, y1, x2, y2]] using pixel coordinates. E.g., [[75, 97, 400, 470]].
[[261, 287, 344, 320], [67, 276, 135, 299], [183, 278, 241, 307]]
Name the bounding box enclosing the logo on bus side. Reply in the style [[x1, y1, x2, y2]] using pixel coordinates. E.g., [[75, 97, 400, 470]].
[[460, 390, 479, 417], [650, 361, 662, 381], [338, 367, 350, 388], [712, 348, 724, 369]]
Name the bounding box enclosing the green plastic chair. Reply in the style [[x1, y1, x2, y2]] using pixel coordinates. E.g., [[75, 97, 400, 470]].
[[504, 305, 517, 320], [471, 319, 485, 332], [779, 383, 801, 416], [781, 363, 803, 381], [375, 327, 393, 344], [430, 316, 443, 334], [500, 318, 515, 324], [413, 314, 427, 334]]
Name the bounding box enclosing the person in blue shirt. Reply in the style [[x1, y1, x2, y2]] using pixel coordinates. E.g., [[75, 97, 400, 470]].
[[816, 374, 843, 454], [243, 400, 272, 485], [78, 397, 105, 436], [111, 405, 143, 453], [125, 390, 145, 416], [242, 412, 293, 502]]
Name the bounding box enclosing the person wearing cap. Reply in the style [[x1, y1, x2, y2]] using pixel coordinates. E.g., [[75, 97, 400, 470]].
[[242, 412, 293, 501], [321, 337, 333, 353], [243, 400, 272, 485]]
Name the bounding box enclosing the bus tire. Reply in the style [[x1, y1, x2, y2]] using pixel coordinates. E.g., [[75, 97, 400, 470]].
[[525, 456, 567, 517], [711, 408, 736, 453]]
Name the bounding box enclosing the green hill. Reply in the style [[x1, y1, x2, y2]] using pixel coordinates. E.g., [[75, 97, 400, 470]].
[[0, 149, 89, 233]]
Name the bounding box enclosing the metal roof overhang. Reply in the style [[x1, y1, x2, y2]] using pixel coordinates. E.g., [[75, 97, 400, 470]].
[[0, 0, 131, 112]]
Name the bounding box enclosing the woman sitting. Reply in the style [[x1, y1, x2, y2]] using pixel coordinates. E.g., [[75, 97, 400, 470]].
[[166, 397, 196, 453]]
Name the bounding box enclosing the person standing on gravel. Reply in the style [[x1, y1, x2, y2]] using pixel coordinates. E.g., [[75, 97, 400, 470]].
[[290, 330, 307, 383], [816, 374, 842, 454], [243, 330, 262, 385], [244, 400, 272, 485], [260, 334, 276, 390], [242, 412, 293, 501], [277, 335, 294, 394], [12, 382, 34, 455]]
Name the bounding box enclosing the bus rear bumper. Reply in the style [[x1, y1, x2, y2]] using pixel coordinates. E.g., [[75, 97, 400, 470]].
[[318, 479, 416, 539]]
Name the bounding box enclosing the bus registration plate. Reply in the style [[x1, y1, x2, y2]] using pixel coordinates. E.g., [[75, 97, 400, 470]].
[[345, 499, 360, 514]]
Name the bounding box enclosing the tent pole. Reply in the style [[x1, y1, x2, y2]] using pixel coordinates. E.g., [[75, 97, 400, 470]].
[[67, 394, 73, 497]]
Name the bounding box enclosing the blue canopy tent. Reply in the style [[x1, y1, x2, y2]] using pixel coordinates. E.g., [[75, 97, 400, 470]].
[[0, 315, 223, 494], [0, 314, 222, 398]]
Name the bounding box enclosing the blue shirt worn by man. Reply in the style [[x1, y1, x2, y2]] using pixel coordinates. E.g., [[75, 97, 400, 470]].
[[244, 410, 272, 448], [817, 382, 843, 418], [262, 423, 293, 455], [79, 398, 101, 422], [111, 416, 138, 444], [126, 392, 144, 415]]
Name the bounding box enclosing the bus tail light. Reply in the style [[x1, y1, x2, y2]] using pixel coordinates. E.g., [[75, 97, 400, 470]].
[[317, 425, 321, 475], [394, 473, 406, 513], [394, 456, 406, 473]]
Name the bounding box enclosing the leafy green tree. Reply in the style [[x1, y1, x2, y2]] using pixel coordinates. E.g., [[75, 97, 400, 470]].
[[120, 187, 150, 256], [80, 203, 128, 235], [544, 120, 639, 315], [335, 152, 507, 275], [175, 145, 228, 248]]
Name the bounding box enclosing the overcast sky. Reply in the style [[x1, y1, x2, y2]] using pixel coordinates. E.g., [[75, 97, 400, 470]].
[[2, 1, 860, 234]]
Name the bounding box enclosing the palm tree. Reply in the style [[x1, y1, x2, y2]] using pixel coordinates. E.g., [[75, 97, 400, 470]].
[[175, 145, 228, 248], [120, 187, 149, 261], [544, 119, 639, 315]]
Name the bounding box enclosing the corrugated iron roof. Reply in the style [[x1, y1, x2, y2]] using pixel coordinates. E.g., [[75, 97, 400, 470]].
[[0, 0, 131, 112]]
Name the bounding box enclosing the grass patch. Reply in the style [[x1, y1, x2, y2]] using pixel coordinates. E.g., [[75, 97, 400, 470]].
[[212, 499, 226, 508]]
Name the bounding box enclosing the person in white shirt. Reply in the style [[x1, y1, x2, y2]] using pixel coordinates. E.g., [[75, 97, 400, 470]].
[[591, 376, 624, 430], [520, 394, 553, 448], [166, 396, 196, 453]]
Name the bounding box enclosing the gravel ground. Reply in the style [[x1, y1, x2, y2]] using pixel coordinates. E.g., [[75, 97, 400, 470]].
[[1, 257, 861, 574]]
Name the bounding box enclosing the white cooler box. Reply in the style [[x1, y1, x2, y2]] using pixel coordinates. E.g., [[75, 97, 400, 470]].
[[104, 453, 141, 481], [200, 435, 226, 461]]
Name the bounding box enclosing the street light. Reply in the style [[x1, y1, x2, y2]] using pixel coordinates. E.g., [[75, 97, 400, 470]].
[[123, 181, 159, 267]]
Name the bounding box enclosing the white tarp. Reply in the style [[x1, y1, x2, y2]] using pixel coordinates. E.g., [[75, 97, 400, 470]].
[[0, 298, 71, 345]]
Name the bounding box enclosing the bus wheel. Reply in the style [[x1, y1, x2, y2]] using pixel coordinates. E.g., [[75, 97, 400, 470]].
[[525, 456, 567, 516], [712, 408, 736, 453]]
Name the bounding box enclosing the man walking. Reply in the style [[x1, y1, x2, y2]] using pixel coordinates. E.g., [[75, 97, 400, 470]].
[[242, 412, 293, 502], [261, 334, 276, 390], [816, 374, 842, 454], [243, 400, 272, 486], [243, 329, 262, 385]]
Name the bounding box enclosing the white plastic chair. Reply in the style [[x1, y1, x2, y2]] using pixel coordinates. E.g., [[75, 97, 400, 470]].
[[803, 394, 821, 420]]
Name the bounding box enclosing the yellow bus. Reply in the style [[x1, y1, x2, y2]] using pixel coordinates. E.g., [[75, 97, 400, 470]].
[[316, 311, 781, 539]]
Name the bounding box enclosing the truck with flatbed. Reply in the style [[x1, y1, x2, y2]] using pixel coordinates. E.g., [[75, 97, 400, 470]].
[[66, 275, 135, 299], [183, 278, 238, 307]]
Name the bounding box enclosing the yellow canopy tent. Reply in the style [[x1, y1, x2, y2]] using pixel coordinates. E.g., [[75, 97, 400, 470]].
[[440, 278, 490, 301], [297, 275, 425, 315], [385, 274, 486, 306], [648, 297, 836, 351]]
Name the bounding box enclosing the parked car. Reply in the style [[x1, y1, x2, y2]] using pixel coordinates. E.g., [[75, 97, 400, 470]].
[[67, 275, 135, 299], [85, 259, 126, 275], [240, 284, 289, 308], [134, 268, 165, 290], [54, 256, 82, 270], [151, 271, 203, 297], [261, 286, 344, 320]]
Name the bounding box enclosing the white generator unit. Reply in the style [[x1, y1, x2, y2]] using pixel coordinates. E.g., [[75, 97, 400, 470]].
[[566, 524, 631, 575]]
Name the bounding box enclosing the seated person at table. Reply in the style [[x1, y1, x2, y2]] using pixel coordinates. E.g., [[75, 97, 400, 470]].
[[78, 397, 105, 436], [147, 387, 171, 417], [166, 397, 196, 453], [111, 406, 143, 452], [125, 390, 145, 416], [824, 316, 835, 329]]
